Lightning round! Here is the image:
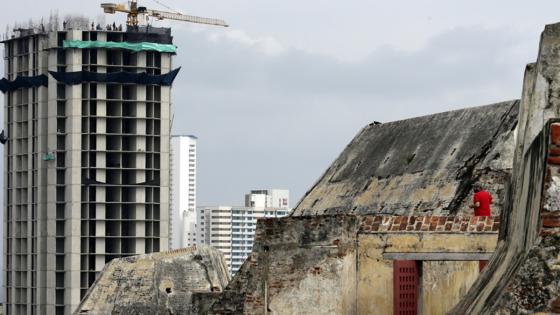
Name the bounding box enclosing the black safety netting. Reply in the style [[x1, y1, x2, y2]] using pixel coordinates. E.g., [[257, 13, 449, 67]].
[[0, 75, 48, 93], [48, 68, 181, 86]]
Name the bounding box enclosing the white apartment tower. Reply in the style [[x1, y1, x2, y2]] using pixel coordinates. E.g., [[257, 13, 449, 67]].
[[169, 135, 197, 249], [2, 22, 175, 314], [202, 189, 290, 274]]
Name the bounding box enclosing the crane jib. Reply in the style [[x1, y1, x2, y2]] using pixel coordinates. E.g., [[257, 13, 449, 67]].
[[100, 1, 228, 27]]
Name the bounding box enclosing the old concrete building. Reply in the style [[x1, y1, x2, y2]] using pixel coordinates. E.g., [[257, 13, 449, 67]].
[[2, 21, 174, 314]]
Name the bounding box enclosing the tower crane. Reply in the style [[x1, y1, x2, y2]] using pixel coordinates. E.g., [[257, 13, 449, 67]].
[[101, 0, 228, 27]]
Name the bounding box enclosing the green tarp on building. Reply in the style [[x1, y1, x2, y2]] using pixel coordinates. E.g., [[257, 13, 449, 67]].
[[63, 40, 177, 53]]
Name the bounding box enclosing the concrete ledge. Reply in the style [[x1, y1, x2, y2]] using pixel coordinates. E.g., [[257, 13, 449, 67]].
[[383, 252, 493, 261]]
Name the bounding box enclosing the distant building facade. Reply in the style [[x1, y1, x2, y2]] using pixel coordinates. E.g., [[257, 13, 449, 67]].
[[202, 189, 290, 274], [245, 189, 289, 208], [170, 135, 197, 249]]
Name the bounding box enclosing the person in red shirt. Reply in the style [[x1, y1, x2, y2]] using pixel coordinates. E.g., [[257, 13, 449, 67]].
[[469, 183, 492, 216]]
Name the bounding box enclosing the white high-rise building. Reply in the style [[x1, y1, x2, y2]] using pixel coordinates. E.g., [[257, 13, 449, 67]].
[[202, 189, 290, 274], [169, 135, 197, 249]]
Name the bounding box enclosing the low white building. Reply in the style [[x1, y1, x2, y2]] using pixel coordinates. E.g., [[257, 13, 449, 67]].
[[245, 189, 289, 208], [170, 135, 198, 249], [202, 189, 290, 274]]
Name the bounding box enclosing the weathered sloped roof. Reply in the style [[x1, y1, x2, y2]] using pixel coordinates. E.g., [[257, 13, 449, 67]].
[[75, 246, 230, 315], [293, 100, 519, 217]]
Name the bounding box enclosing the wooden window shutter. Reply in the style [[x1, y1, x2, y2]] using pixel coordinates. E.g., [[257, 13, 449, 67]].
[[393, 260, 418, 315]]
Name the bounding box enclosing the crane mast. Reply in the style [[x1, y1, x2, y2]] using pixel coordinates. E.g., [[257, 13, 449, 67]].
[[101, 0, 228, 27]]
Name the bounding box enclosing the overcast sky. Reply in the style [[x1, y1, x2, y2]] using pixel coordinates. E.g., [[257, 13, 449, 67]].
[[2, 1, 560, 208]]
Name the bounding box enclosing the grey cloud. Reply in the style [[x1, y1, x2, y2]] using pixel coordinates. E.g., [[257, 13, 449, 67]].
[[170, 26, 533, 206], [176, 26, 531, 97]]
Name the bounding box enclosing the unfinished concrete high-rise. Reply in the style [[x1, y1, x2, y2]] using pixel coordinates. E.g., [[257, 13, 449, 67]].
[[2, 20, 177, 314]]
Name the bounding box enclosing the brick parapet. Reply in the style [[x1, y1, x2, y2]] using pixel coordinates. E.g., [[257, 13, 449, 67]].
[[359, 215, 500, 233]]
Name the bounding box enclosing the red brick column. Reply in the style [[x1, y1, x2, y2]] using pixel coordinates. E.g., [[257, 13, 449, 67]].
[[542, 122, 560, 235]]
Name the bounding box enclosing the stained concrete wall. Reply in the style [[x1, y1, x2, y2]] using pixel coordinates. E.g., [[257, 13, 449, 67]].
[[208, 215, 360, 315], [422, 261, 480, 315], [357, 233, 497, 315], [75, 246, 229, 315], [268, 253, 356, 315]]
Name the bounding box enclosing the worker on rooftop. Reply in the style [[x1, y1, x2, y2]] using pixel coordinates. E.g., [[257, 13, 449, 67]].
[[469, 183, 492, 216]]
